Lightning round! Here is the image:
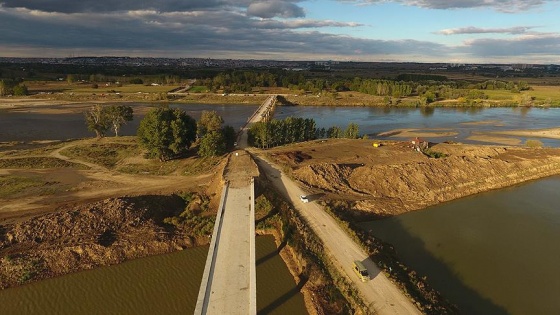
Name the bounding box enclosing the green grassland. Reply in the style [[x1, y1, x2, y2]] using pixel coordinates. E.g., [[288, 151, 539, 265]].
[[188, 86, 209, 93]]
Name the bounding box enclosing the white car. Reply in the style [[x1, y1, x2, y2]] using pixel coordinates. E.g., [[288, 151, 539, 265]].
[[300, 195, 309, 203]]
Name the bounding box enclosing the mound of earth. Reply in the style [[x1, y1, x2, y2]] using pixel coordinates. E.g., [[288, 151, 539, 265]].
[[268, 139, 560, 217], [0, 195, 206, 289]]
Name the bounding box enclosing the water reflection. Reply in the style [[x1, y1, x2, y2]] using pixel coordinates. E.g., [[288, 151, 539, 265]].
[[360, 176, 560, 314], [0, 236, 307, 315], [0, 103, 258, 142], [274, 106, 560, 146], [420, 107, 434, 117]]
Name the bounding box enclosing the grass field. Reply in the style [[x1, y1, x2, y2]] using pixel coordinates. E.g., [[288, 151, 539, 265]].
[[188, 86, 209, 93], [26, 81, 179, 94], [482, 90, 517, 100], [525, 85, 560, 100], [61, 139, 141, 168]]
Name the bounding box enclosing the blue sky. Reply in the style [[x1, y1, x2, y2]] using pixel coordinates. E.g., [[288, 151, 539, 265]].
[[1, 0, 559, 63]]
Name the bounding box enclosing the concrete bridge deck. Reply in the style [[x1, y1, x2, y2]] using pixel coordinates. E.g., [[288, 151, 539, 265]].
[[194, 96, 275, 315]]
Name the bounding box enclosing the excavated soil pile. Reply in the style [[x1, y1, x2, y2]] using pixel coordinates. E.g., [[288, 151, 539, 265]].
[[269, 139, 560, 217], [0, 195, 198, 289]]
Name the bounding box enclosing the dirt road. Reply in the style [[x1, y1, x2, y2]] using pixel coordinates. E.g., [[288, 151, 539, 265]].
[[0, 141, 212, 221], [251, 152, 421, 315]]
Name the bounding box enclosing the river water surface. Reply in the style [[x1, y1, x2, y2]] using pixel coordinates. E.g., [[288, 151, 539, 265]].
[[0, 235, 306, 315], [0, 103, 258, 142], [275, 106, 560, 146], [361, 176, 560, 315]]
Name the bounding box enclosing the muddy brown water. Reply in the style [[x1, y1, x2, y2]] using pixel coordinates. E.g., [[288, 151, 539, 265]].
[[361, 176, 560, 315], [0, 235, 306, 315]]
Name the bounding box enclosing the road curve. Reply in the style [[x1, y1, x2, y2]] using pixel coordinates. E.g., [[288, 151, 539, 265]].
[[251, 153, 422, 315]]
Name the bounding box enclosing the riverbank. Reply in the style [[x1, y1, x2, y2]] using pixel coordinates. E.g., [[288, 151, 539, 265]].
[[3, 89, 558, 109], [0, 135, 226, 289], [0, 195, 212, 290], [265, 139, 560, 313], [267, 138, 560, 218]]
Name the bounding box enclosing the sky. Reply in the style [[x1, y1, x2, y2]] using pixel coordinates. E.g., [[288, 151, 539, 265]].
[[1, 0, 559, 63]]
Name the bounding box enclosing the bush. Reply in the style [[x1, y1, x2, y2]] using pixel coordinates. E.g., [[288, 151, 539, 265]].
[[12, 84, 29, 96], [525, 139, 543, 148], [422, 149, 448, 159]]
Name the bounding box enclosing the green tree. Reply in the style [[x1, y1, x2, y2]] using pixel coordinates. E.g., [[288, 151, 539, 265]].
[[0, 80, 7, 96], [13, 84, 29, 96], [137, 106, 197, 161], [327, 126, 342, 138], [85, 104, 109, 138], [106, 105, 133, 137], [344, 123, 359, 139], [197, 110, 224, 137], [66, 74, 76, 85], [221, 125, 237, 150], [198, 131, 226, 157]]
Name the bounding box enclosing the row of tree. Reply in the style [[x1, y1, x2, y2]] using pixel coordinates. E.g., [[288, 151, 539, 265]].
[[248, 117, 360, 149], [85, 105, 235, 161], [193, 70, 531, 98], [85, 104, 134, 137]]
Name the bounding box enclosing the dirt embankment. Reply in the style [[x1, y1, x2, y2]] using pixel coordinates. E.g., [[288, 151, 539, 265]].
[[268, 139, 560, 218], [0, 140, 229, 290], [0, 194, 215, 290]]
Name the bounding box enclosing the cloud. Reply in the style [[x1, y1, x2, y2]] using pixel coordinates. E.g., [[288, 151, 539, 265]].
[[462, 34, 560, 56], [1, 0, 559, 63], [0, 0, 232, 13], [437, 26, 534, 35], [0, 0, 307, 18], [256, 19, 363, 29], [0, 4, 447, 60], [340, 0, 554, 12], [246, 1, 305, 18]]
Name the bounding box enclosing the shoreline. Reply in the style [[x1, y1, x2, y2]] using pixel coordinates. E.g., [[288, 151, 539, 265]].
[[4, 93, 560, 109]]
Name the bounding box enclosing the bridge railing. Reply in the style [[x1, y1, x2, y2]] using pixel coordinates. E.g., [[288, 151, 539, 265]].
[[194, 181, 230, 315]]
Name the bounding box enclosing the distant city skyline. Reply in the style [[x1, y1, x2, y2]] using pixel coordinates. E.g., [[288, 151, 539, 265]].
[[1, 0, 559, 63]]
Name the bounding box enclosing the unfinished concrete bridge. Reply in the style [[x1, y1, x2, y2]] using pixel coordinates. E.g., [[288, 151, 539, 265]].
[[194, 96, 276, 315], [194, 95, 420, 315]]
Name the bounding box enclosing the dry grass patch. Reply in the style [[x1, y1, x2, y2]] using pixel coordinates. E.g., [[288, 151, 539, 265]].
[[0, 157, 87, 169]]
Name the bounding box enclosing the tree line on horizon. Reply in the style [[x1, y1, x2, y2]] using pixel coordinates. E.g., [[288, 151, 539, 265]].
[[192, 70, 532, 104]]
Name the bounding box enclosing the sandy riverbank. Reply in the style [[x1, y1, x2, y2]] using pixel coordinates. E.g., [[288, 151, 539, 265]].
[[378, 128, 458, 138], [488, 127, 560, 139], [267, 139, 560, 217]]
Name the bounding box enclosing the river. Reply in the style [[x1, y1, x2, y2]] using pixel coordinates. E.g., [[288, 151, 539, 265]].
[[360, 176, 560, 315], [4, 104, 560, 146], [0, 103, 258, 142], [0, 235, 306, 314], [275, 106, 560, 146]]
